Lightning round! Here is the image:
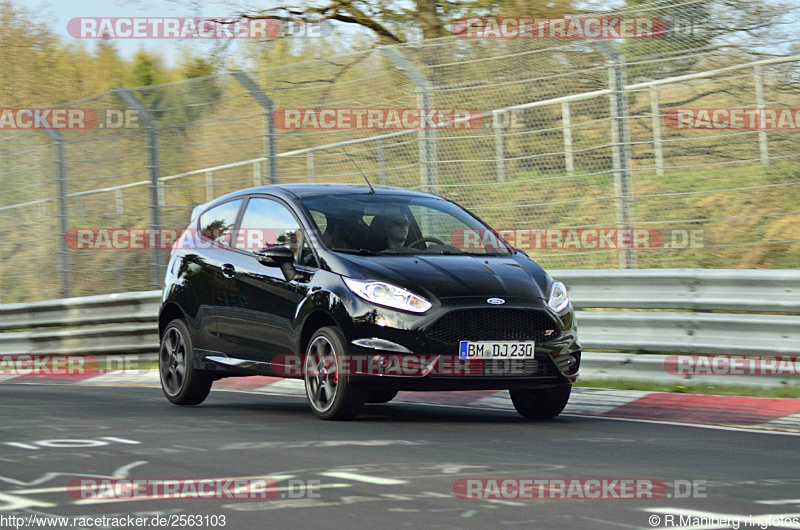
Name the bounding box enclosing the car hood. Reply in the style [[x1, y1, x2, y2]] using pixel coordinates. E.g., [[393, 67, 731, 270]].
[[331, 253, 550, 300]]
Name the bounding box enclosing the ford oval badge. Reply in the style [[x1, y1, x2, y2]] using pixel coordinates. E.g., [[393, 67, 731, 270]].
[[487, 298, 505, 305]]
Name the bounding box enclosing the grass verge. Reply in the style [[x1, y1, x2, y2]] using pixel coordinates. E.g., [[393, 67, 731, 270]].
[[576, 378, 800, 398]]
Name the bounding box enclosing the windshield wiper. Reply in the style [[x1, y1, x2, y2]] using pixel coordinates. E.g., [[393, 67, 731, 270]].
[[427, 249, 466, 255], [331, 248, 380, 256]]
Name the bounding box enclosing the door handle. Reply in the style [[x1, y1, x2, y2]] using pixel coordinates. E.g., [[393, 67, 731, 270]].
[[221, 263, 236, 279]]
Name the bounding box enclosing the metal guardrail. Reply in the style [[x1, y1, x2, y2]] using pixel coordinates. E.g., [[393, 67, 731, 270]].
[[580, 352, 800, 387], [556, 269, 800, 312], [0, 291, 160, 356], [1, 270, 798, 369]]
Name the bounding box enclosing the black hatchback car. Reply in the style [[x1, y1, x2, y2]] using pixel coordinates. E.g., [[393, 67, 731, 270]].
[[159, 184, 581, 420]]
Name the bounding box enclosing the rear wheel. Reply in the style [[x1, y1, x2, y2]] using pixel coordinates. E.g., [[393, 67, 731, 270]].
[[365, 388, 399, 404], [304, 327, 364, 420], [159, 319, 212, 405], [510, 385, 571, 420]]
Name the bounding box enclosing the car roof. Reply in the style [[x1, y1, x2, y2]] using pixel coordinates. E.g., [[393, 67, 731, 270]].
[[191, 184, 445, 221], [222, 183, 442, 201], [274, 183, 440, 198]]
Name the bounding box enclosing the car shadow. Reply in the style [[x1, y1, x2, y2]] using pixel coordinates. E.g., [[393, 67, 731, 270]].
[[190, 391, 574, 424]]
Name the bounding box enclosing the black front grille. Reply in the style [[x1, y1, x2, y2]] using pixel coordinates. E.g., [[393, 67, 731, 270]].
[[426, 309, 561, 344], [480, 358, 558, 377]]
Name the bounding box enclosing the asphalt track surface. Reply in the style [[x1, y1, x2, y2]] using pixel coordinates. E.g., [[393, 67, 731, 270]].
[[1, 384, 799, 529]]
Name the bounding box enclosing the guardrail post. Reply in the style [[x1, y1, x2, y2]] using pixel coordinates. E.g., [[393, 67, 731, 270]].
[[306, 151, 315, 182], [382, 47, 437, 192], [601, 43, 636, 269], [112, 88, 164, 288], [562, 101, 574, 177], [230, 70, 279, 184], [377, 139, 387, 185], [493, 111, 506, 182], [41, 128, 70, 298], [754, 65, 770, 166], [650, 86, 665, 177]]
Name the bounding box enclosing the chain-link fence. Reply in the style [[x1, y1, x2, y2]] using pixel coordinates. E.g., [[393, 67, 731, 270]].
[[1, 0, 799, 303]]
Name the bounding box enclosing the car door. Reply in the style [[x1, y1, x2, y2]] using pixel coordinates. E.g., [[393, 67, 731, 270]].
[[215, 195, 307, 363], [191, 198, 245, 353]]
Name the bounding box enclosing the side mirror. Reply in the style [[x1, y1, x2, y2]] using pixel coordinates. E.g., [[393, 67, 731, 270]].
[[256, 246, 297, 281]]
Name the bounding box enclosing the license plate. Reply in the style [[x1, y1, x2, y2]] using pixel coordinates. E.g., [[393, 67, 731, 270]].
[[459, 341, 535, 359]]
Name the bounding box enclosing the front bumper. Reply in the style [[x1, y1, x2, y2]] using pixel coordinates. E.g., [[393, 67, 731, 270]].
[[340, 295, 581, 390]]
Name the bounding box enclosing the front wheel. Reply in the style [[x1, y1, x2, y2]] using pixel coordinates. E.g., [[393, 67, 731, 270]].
[[509, 385, 571, 420], [304, 327, 364, 420], [159, 319, 212, 405]]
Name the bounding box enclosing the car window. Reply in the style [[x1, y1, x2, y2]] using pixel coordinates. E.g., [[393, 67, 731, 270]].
[[234, 197, 317, 266], [198, 199, 243, 247], [308, 210, 327, 232], [408, 205, 465, 244], [299, 194, 511, 256]]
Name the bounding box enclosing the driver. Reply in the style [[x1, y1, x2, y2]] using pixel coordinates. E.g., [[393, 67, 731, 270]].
[[385, 211, 410, 249], [366, 207, 411, 251]]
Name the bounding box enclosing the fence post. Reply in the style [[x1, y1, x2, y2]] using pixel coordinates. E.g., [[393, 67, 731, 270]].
[[493, 110, 506, 182], [253, 161, 262, 186], [377, 140, 387, 185], [306, 151, 316, 182], [230, 70, 279, 184], [382, 47, 437, 192], [115, 188, 124, 215], [754, 65, 770, 166], [650, 86, 665, 177], [205, 171, 215, 202], [601, 43, 636, 269], [112, 88, 163, 288], [157, 181, 165, 208], [561, 101, 574, 177], [41, 128, 70, 298]]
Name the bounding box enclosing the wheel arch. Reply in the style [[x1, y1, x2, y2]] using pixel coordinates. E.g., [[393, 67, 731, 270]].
[[298, 311, 342, 356], [159, 302, 186, 338]]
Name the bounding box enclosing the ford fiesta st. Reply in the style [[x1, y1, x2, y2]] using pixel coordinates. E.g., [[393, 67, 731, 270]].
[[158, 184, 581, 420]]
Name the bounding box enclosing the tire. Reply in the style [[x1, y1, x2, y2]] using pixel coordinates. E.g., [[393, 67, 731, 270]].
[[304, 326, 364, 420], [365, 388, 399, 404], [509, 385, 571, 420], [159, 319, 212, 406]]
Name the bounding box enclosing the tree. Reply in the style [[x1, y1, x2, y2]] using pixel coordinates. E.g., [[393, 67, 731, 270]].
[[240, 0, 581, 44], [621, 0, 791, 81], [129, 50, 162, 87]]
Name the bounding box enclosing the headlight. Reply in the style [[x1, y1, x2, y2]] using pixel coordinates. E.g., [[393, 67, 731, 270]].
[[548, 281, 570, 312], [343, 278, 432, 313]]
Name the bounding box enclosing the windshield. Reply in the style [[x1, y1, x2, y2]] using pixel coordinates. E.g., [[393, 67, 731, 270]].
[[300, 194, 512, 256]]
